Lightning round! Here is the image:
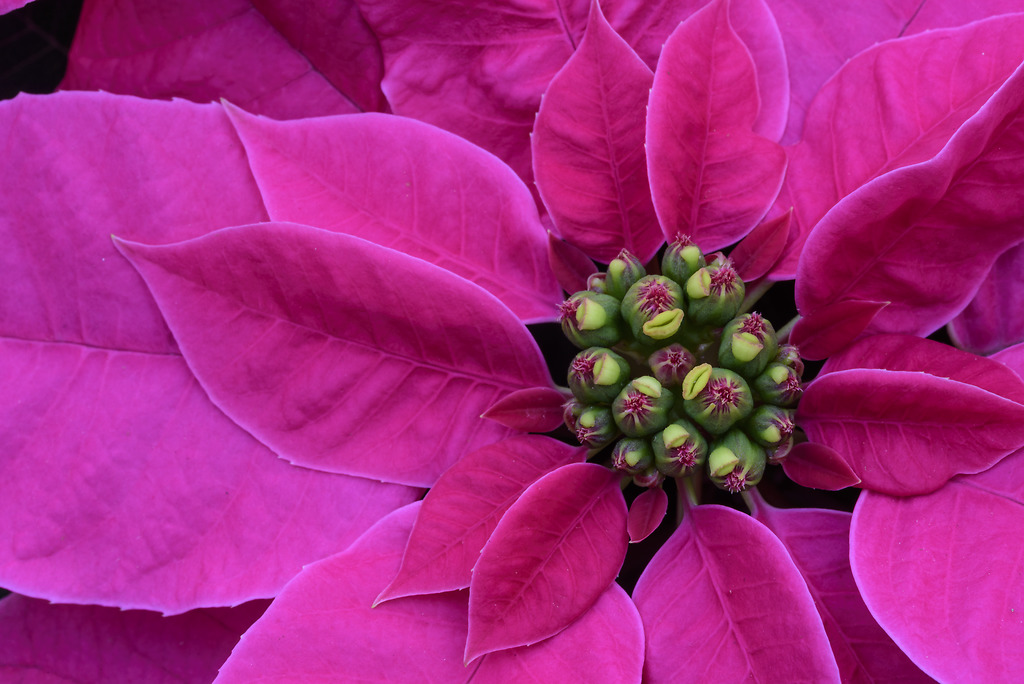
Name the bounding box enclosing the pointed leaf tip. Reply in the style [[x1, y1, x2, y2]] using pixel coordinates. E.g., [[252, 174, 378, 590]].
[[634, 504, 841, 682], [117, 222, 551, 488], [646, 0, 786, 251], [376, 435, 584, 603], [627, 486, 668, 543], [790, 299, 889, 360], [780, 441, 861, 491], [465, 463, 627, 662], [482, 387, 569, 432], [532, 1, 661, 263]]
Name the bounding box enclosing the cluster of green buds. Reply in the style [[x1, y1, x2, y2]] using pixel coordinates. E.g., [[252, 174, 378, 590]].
[[559, 236, 803, 493]]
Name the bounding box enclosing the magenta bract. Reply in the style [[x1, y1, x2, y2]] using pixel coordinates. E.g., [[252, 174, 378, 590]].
[[950, 242, 1024, 355], [226, 106, 562, 323], [466, 463, 628, 662], [728, 209, 791, 282], [64, 0, 381, 117], [799, 367, 1024, 495], [216, 503, 644, 683], [0, 92, 417, 613], [0, 595, 267, 683], [750, 497, 932, 683], [482, 387, 570, 433], [377, 436, 585, 602], [776, 14, 1024, 278], [780, 442, 862, 491], [532, 0, 660, 264], [796, 61, 1024, 337], [627, 486, 669, 543], [116, 223, 553, 488], [646, 0, 785, 251], [633, 504, 841, 682], [851, 453, 1024, 683], [356, 0, 586, 189]]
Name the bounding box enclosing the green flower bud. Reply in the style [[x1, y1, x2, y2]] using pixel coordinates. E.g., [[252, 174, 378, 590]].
[[568, 347, 631, 404], [621, 276, 686, 346], [683, 367, 753, 435], [587, 272, 608, 294], [661, 233, 706, 286], [707, 430, 767, 493], [612, 437, 654, 476], [648, 343, 696, 388], [605, 249, 646, 300], [572, 405, 620, 450], [559, 291, 625, 349], [753, 363, 803, 407], [651, 419, 708, 477], [612, 376, 674, 437], [685, 257, 745, 326], [745, 405, 795, 448], [717, 313, 779, 379], [562, 398, 584, 434], [775, 344, 805, 377]]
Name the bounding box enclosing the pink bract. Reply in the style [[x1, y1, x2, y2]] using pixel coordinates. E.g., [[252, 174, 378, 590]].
[[633, 504, 840, 682], [646, 0, 785, 251], [0, 596, 267, 683], [64, 0, 383, 116], [749, 495, 932, 683], [116, 223, 553, 488], [377, 436, 585, 602], [532, 0, 660, 264], [215, 503, 645, 683], [0, 92, 418, 613], [466, 463, 628, 661]]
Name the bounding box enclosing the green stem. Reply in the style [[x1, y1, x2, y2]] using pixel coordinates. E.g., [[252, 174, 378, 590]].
[[775, 314, 801, 344], [675, 474, 699, 524]]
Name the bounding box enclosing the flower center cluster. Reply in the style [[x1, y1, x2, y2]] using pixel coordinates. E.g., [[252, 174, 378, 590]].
[[557, 239, 804, 493], [722, 468, 748, 494], [570, 355, 596, 382], [707, 379, 742, 414], [636, 280, 675, 315], [709, 264, 739, 294]]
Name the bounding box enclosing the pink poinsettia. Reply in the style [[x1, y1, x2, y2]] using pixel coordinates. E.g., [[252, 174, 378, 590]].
[[4, 0, 1024, 681]]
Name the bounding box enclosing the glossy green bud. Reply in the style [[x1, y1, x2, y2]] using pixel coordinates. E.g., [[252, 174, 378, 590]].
[[685, 257, 745, 327], [567, 347, 631, 404], [621, 276, 686, 346], [572, 405, 620, 450], [612, 376, 674, 437], [587, 272, 608, 294], [559, 291, 625, 349], [775, 343, 805, 377], [683, 367, 753, 435], [745, 405, 795, 448], [612, 438, 654, 476], [661, 233, 706, 287], [707, 430, 767, 493], [651, 419, 708, 477], [717, 313, 779, 379], [648, 344, 696, 388], [753, 363, 803, 407], [605, 250, 646, 300], [562, 398, 585, 434]]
